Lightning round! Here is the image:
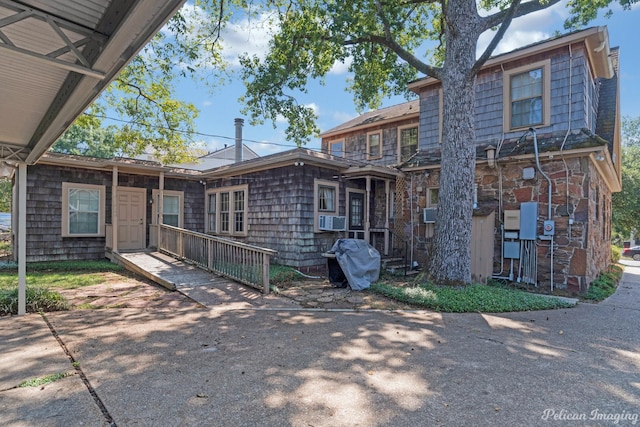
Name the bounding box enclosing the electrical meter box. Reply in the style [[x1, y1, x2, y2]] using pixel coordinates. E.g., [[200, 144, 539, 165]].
[[543, 220, 555, 236], [504, 210, 521, 230]]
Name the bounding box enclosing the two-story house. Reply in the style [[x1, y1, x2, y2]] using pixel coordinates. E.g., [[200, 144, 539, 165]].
[[321, 26, 621, 292], [15, 26, 620, 293]]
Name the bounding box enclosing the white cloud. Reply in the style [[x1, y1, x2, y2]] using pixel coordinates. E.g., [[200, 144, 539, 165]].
[[219, 13, 277, 67], [202, 100, 213, 107], [477, 0, 568, 56], [329, 57, 353, 75]]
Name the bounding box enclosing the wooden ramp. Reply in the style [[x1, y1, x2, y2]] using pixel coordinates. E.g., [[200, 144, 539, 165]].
[[110, 251, 270, 308]]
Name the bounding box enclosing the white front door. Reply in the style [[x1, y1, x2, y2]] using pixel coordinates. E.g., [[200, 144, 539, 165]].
[[117, 187, 146, 250]]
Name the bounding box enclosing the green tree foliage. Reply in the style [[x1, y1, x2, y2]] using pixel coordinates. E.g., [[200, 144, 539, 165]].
[[613, 116, 640, 240], [237, 0, 636, 284], [51, 115, 119, 158], [0, 178, 10, 212], [59, 1, 244, 164]]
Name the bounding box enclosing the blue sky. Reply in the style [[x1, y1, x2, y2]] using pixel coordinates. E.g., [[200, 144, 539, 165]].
[[168, 2, 640, 157]]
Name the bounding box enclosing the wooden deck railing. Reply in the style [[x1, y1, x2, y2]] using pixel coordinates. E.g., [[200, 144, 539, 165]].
[[158, 225, 277, 294]]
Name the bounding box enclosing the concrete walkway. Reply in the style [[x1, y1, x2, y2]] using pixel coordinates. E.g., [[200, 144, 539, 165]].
[[1, 264, 639, 426]]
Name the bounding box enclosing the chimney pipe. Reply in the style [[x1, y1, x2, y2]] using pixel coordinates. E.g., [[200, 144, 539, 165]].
[[234, 118, 244, 163]]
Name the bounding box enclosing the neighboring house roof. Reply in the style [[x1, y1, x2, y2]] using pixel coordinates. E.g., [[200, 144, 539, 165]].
[[320, 100, 419, 138], [169, 144, 260, 171], [0, 0, 186, 165]]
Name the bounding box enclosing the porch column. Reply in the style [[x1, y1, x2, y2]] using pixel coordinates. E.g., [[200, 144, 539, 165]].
[[365, 176, 371, 243], [384, 179, 390, 255], [112, 167, 118, 253], [158, 172, 164, 249], [17, 162, 26, 315]]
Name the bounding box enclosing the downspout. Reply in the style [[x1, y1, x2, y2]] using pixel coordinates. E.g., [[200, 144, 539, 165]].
[[530, 127, 554, 291], [559, 44, 574, 239], [409, 174, 414, 266]]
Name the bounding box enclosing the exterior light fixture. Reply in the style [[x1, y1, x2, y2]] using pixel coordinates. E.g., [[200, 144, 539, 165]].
[[0, 161, 15, 178], [595, 151, 605, 162], [484, 145, 497, 168]]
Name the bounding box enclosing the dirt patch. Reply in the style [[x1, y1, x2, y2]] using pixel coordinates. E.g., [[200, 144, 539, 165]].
[[275, 277, 420, 310], [58, 272, 199, 311], [56, 271, 419, 311]]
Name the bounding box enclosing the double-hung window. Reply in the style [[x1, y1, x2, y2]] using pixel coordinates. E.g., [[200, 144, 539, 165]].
[[504, 60, 550, 131], [62, 182, 105, 237], [151, 190, 184, 227], [367, 131, 382, 160], [206, 185, 248, 236], [314, 179, 339, 232], [398, 125, 418, 163]]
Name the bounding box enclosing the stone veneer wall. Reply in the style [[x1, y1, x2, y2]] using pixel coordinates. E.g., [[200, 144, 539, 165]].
[[402, 155, 612, 293]]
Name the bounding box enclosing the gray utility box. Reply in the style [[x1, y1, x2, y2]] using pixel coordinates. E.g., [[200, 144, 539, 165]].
[[520, 202, 538, 240], [503, 241, 520, 259]]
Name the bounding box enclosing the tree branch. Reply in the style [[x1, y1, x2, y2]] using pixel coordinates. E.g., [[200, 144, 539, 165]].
[[374, 0, 441, 79], [471, 0, 521, 75], [482, 0, 564, 30]]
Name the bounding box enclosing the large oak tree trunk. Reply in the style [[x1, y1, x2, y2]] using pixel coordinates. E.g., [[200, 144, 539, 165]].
[[427, 0, 481, 285]]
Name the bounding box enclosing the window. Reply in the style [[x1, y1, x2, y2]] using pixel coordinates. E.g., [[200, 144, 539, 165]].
[[206, 185, 248, 236], [398, 125, 418, 163], [61, 182, 105, 237], [151, 190, 184, 227], [428, 188, 439, 208], [504, 60, 550, 131], [318, 185, 336, 212], [367, 131, 382, 160], [314, 179, 339, 232], [329, 141, 344, 157]]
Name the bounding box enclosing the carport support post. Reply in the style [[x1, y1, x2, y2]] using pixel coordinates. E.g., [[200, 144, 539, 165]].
[[112, 167, 118, 253], [17, 162, 26, 315], [158, 172, 164, 249]]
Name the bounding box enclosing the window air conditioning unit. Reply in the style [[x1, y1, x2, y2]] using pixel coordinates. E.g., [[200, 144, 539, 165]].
[[423, 208, 437, 223], [319, 215, 346, 231]]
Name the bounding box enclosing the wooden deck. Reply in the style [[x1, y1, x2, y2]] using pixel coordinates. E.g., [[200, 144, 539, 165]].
[[110, 251, 268, 308]]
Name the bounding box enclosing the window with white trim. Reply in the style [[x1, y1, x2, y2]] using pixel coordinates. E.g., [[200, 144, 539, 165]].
[[503, 60, 550, 131], [398, 125, 418, 163], [367, 131, 382, 160], [151, 190, 184, 227], [206, 185, 248, 236], [61, 182, 105, 237], [314, 179, 339, 232]]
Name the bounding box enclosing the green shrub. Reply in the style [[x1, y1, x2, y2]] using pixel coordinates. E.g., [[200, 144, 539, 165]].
[[584, 265, 623, 302], [611, 246, 621, 264], [0, 286, 68, 316], [270, 264, 297, 287]]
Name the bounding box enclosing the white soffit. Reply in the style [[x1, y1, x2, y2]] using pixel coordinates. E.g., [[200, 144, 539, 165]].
[[0, 0, 186, 163]]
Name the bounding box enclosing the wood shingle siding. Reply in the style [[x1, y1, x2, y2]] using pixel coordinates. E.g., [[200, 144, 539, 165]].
[[206, 165, 345, 270]]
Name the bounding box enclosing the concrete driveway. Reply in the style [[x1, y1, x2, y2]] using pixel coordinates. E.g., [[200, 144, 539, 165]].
[[1, 266, 639, 426]]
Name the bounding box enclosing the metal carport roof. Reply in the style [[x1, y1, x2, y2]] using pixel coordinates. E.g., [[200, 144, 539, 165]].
[[0, 0, 186, 165], [0, 0, 186, 316]]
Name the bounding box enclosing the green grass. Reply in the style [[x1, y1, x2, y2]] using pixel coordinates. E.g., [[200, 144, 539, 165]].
[[584, 265, 623, 302], [370, 282, 575, 312], [18, 372, 71, 388], [0, 260, 123, 315]]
